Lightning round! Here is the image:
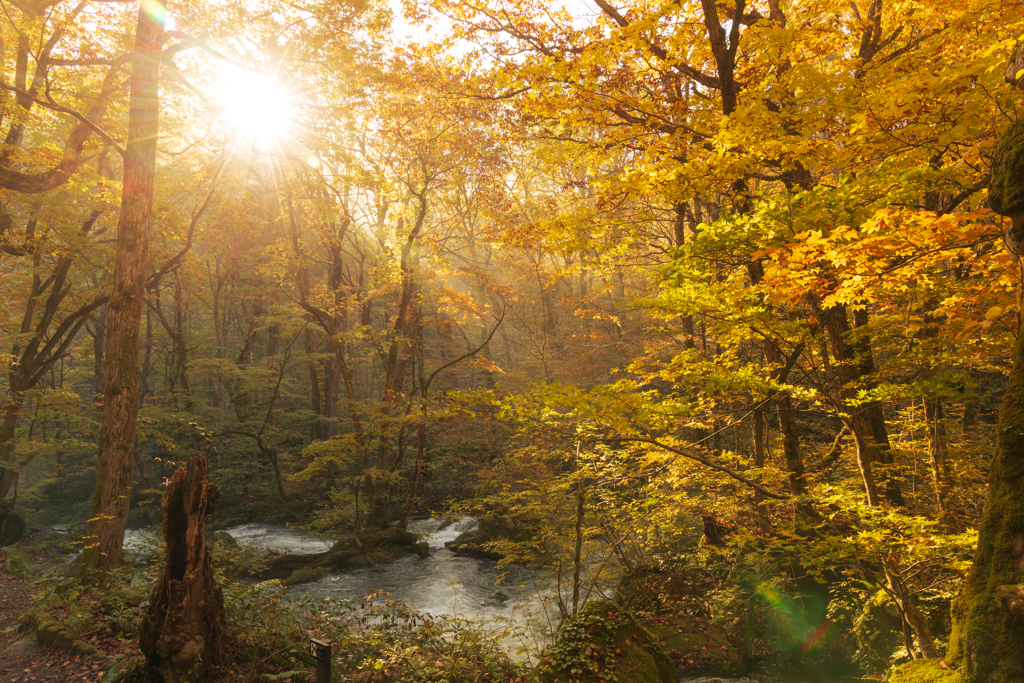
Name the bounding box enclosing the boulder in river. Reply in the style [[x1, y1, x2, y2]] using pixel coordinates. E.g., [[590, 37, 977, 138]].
[[444, 528, 478, 550], [210, 530, 239, 549], [256, 525, 429, 584], [453, 543, 504, 561]]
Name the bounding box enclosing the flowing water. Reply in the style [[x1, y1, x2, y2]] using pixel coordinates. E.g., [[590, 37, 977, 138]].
[[222, 518, 556, 657], [113, 520, 831, 680]]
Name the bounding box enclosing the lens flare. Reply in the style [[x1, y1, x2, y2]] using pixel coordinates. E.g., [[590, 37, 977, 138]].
[[755, 584, 833, 653]]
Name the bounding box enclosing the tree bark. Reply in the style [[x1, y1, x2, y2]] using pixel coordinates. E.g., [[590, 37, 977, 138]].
[[948, 321, 1024, 680], [134, 453, 223, 683], [752, 407, 770, 533], [924, 397, 948, 514], [78, 0, 164, 580], [948, 110, 1024, 681], [812, 301, 901, 506]]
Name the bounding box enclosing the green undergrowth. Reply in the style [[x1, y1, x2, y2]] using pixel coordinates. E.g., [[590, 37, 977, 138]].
[[890, 659, 961, 683], [13, 534, 528, 682]]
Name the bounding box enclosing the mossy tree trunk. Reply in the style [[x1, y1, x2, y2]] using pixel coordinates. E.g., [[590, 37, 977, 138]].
[[947, 113, 1024, 683], [947, 325, 1024, 681]]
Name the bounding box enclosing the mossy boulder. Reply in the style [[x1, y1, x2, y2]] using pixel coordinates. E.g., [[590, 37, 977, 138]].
[[256, 525, 428, 580], [477, 512, 531, 545], [444, 529, 478, 551], [890, 660, 960, 683], [283, 567, 326, 587], [211, 530, 239, 549], [0, 509, 26, 546], [853, 589, 904, 672], [533, 601, 742, 683], [454, 543, 504, 561], [19, 610, 106, 662]]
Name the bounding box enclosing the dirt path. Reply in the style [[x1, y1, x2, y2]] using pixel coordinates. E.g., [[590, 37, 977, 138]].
[[0, 550, 106, 682]]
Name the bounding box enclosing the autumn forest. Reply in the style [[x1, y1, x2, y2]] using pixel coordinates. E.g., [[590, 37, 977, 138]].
[[0, 0, 1022, 681]]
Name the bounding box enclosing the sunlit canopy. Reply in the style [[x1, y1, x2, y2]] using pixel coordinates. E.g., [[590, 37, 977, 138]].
[[213, 65, 294, 142]]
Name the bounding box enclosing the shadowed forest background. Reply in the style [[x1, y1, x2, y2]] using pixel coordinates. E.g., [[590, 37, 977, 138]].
[[0, 0, 1022, 681]]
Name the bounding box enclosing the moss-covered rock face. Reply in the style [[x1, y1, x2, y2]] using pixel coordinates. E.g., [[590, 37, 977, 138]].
[[890, 660, 961, 683], [989, 120, 1024, 255]]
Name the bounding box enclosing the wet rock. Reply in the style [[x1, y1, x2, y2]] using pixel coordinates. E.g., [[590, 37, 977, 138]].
[[283, 567, 326, 587], [211, 530, 239, 549], [444, 529, 478, 551], [454, 544, 504, 561]]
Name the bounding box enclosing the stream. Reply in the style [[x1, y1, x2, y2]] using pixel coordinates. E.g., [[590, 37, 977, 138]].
[[222, 518, 557, 658], [113, 520, 841, 681]]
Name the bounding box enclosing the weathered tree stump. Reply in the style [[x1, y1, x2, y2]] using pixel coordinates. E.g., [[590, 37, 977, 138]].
[[134, 453, 223, 683]]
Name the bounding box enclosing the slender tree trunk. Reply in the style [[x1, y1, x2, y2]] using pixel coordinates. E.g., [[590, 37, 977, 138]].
[[924, 397, 948, 514], [747, 261, 808, 509], [400, 410, 427, 529], [78, 0, 164, 581], [0, 388, 26, 505], [752, 407, 770, 533], [813, 301, 901, 506], [961, 369, 979, 435], [883, 559, 941, 661], [91, 308, 106, 400]]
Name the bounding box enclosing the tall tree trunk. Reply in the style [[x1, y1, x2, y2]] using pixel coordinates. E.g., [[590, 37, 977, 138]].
[[948, 115, 1024, 683], [304, 327, 325, 441], [812, 301, 901, 506], [78, 0, 164, 581], [0, 384, 26, 505]]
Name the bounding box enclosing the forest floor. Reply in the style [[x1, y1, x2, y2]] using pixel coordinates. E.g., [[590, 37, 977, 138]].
[[0, 549, 106, 683]]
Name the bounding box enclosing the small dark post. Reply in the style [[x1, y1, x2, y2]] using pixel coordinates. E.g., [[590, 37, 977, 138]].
[[309, 637, 332, 683]]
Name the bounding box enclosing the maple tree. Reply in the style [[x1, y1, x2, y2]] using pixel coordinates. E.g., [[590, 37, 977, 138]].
[[0, 0, 1022, 679]]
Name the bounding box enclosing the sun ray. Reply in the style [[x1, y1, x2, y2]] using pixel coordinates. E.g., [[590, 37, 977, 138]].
[[214, 65, 294, 143]]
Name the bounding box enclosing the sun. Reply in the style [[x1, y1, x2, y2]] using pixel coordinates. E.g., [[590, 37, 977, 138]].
[[214, 66, 294, 141]]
